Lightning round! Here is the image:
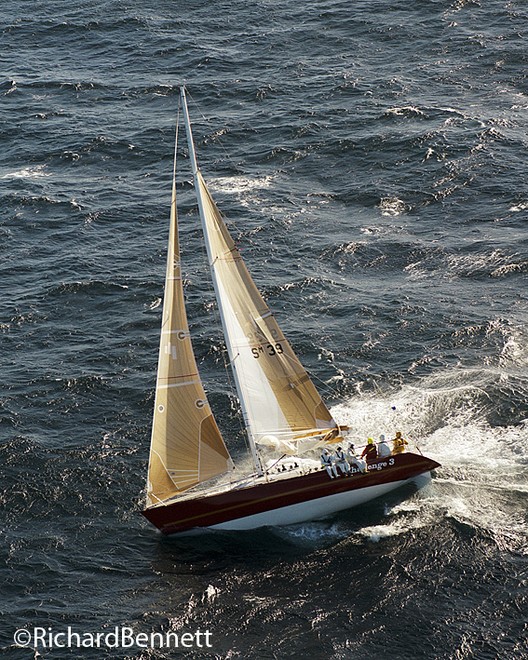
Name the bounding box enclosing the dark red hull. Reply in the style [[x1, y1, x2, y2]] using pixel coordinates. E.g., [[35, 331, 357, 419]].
[[142, 452, 440, 535]]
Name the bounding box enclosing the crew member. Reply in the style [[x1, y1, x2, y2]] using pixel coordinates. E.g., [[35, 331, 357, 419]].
[[392, 431, 409, 454], [347, 443, 367, 474], [334, 446, 350, 475], [320, 448, 338, 479], [377, 434, 392, 458], [361, 437, 378, 461]]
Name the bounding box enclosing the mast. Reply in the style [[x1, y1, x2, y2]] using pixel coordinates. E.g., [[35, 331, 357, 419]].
[[180, 87, 264, 476]]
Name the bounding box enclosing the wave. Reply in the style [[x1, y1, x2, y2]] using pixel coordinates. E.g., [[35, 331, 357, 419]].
[[271, 520, 352, 547], [403, 246, 528, 282], [383, 106, 427, 119], [330, 366, 528, 551], [1, 192, 82, 211], [54, 373, 111, 394], [1, 165, 51, 180], [124, 83, 178, 98], [509, 201, 528, 212], [208, 174, 275, 196], [490, 261, 528, 278], [46, 279, 129, 297], [4, 78, 111, 93], [333, 361, 528, 432], [377, 197, 409, 216], [445, 249, 526, 279], [61, 134, 137, 160], [355, 492, 438, 542]]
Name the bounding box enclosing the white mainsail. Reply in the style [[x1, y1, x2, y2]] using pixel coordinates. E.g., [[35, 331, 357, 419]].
[[181, 88, 338, 468], [146, 122, 233, 508]]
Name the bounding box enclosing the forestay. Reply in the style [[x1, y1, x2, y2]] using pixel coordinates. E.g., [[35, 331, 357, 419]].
[[146, 129, 233, 507]]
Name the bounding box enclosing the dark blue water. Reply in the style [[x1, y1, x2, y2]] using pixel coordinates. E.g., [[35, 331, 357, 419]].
[[1, 1, 527, 658]]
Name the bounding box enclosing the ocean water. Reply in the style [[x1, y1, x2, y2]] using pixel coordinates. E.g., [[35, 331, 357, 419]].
[[1, 0, 527, 658]]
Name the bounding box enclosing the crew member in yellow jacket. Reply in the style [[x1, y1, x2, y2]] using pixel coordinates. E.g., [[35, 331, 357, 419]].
[[392, 431, 409, 454]]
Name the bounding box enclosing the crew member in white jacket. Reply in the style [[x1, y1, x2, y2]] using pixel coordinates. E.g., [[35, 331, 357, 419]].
[[347, 443, 367, 474], [334, 446, 350, 475], [320, 448, 338, 479], [377, 434, 392, 458]]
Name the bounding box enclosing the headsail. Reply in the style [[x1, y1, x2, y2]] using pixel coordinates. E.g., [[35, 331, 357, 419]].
[[180, 88, 338, 466], [146, 118, 233, 508]]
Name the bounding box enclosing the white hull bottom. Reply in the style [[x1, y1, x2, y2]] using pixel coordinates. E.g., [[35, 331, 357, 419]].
[[209, 473, 430, 531]]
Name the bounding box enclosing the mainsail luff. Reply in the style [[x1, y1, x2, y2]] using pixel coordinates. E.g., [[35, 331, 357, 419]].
[[180, 87, 263, 474], [145, 112, 233, 508], [180, 87, 337, 464]]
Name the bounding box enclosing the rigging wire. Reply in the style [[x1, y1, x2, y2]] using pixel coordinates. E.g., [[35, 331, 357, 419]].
[[176, 94, 250, 461]]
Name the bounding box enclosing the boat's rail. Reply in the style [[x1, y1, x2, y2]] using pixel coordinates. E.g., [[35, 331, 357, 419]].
[[161, 462, 318, 506], [154, 441, 425, 508]]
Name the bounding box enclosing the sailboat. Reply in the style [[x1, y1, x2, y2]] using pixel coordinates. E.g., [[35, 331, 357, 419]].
[[141, 87, 440, 535]]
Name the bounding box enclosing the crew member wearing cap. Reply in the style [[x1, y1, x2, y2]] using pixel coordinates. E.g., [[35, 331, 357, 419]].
[[320, 448, 338, 479], [334, 446, 350, 475]]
